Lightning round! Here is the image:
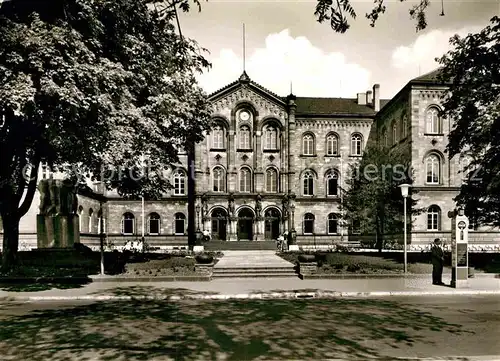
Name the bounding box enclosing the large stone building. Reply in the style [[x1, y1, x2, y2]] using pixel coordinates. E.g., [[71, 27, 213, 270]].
[[3, 69, 500, 251]]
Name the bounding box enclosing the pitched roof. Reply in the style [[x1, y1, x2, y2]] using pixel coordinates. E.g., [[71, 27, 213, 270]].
[[410, 68, 449, 84], [208, 72, 390, 116], [295, 97, 390, 116]]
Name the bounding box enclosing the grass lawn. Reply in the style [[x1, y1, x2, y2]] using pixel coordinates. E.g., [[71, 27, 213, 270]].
[[279, 251, 500, 274], [123, 252, 222, 277], [279, 252, 445, 275], [0, 250, 223, 279]]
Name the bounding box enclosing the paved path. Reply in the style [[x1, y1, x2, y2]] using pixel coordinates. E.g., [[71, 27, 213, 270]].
[[1, 274, 499, 300], [213, 250, 293, 269]]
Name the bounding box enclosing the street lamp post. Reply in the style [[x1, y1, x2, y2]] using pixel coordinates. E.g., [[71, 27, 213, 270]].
[[195, 204, 201, 232], [290, 203, 296, 245], [399, 184, 411, 274], [141, 194, 145, 241]]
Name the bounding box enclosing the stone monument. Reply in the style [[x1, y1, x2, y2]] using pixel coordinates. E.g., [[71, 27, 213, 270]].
[[450, 208, 469, 288], [37, 178, 80, 249]]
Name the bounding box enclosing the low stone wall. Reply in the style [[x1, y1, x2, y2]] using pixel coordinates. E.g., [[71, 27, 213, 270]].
[[194, 263, 214, 276], [299, 262, 318, 275]]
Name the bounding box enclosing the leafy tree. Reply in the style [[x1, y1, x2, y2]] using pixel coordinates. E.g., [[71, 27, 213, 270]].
[[340, 146, 423, 251], [438, 16, 500, 228], [315, 0, 439, 33], [0, 0, 211, 270]]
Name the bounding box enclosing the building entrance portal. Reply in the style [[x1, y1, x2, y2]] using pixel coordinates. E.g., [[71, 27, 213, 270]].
[[264, 208, 281, 240], [237, 208, 254, 241], [211, 208, 227, 241]]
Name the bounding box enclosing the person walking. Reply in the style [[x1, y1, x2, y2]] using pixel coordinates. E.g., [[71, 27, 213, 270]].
[[431, 238, 445, 285]]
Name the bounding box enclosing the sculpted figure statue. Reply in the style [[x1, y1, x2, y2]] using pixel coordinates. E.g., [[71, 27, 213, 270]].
[[228, 193, 235, 216], [39, 180, 51, 215], [62, 179, 77, 215], [255, 194, 262, 217]]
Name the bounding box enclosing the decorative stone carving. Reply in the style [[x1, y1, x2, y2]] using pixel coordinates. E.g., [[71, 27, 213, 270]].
[[268, 155, 275, 162], [212, 87, 285, 120], [255, 194, 262, 217], [214, 154, 222, 163], [228, 193, 235, 216], [241, 154, 249, 162]]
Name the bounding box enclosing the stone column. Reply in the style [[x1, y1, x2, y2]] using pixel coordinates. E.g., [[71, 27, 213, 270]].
[[256, 217, 265, 241], [287, 95, 297, 193], [229, 216, 238, 241], [228, 129, 236, 193], [254, 130, 263, 192]]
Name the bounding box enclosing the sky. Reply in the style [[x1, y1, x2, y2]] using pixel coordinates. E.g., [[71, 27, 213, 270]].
[[179, 0, 499, 99]]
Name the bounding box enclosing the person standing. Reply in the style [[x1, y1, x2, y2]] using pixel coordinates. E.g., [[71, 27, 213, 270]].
[[431, 238, 445, 285]]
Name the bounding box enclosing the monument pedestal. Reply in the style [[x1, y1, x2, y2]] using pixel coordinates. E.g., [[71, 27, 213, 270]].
[[37, 214, 80, 249]]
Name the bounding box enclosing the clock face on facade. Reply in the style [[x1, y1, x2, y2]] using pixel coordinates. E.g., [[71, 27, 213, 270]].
[[458, 221, 466, 229], [239, 111, 250, 121]]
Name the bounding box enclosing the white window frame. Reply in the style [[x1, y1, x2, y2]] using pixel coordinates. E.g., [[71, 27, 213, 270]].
[[426, 154, 440, 184], [303, 134, 314, 155]]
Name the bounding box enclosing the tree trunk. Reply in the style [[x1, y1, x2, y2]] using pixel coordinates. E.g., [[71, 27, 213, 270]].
[[1, 212, 20, 272], [377, 213, 384, 253]]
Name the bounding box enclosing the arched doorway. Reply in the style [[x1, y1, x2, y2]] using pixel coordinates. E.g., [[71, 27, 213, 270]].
[[264, 208, 281, 240], [237, 208, 254, 241], [211, 208, 227, 241]]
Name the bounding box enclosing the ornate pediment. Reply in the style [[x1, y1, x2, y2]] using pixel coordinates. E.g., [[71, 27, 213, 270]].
[[209, 74, 287, 121]]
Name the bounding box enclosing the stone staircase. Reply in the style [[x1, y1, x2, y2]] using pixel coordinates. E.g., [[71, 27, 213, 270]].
[[212, 250, 297, 278], [204, 240, 277, 251]]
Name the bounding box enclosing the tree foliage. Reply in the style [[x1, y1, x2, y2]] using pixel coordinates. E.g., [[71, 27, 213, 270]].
[[315, 0, 433, 33], [438, 16, 500, 228], [0, 0, 212, 269], [340, 146, 423, 250]]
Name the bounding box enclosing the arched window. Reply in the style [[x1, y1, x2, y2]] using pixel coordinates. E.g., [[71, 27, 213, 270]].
[[173, 170, 186, 195], [351, 134, 362, 155], [265, 125, 278, 150], [426, 107, 441, 134], [213, 167, 225, 192], [88, 208, 93, 234], [239, 167, 252, 193], [382, 128, 388, 147], [402, 115, 408, 138], [303, 213, 315, 234], [78, 206, 83, 232], [239, 125, 251, 149], [174, 213, 186, 235], [326, 134, 339, 156], [302, 134, 315, 155], [265, 168, 278, 193], [328, 213, 338, 234], [148, 212, 161, 235], [97, 209, 105, 234], [392, 122, 398, 144], [303, 171, 314, 196], [121, 212, 135, 235], [426, 154, 440, 184], [326, 171, 339, 196], [427, 205, 441, 231], [212, 125, 224, 149]]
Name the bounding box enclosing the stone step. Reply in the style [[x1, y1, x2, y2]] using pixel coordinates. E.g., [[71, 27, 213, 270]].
[[213, 267, 295, 274], [212, 272, 298, 278], [204, 241, 277, 251]]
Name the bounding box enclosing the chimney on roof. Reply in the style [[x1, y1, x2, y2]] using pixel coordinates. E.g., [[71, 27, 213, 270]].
[[373, 84, 380, 111], [366, 90, 372, 106], [357, 93, 366, 105]]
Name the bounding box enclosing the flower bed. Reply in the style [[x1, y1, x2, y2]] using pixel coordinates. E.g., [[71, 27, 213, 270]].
[[279, 252, 437, 275], [122, 251, 223, 277]]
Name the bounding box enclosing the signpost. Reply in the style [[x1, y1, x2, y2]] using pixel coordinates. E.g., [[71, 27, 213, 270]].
[[451, 209, 469, 288]]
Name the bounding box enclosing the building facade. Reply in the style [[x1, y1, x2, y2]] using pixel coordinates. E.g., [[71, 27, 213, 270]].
[[3, 69, 500, 250]]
